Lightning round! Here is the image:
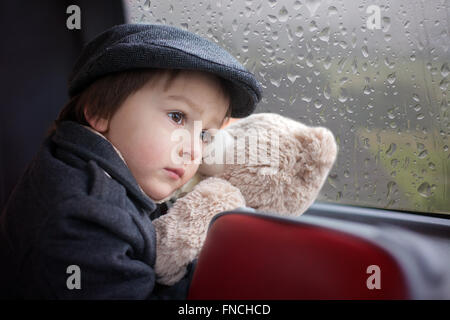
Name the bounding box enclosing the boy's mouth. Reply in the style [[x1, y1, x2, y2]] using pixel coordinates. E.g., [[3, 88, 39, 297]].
[[164, 168, 185, 179]]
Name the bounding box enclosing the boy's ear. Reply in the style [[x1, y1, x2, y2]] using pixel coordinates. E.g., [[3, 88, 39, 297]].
[[84, 108, 109, 133]]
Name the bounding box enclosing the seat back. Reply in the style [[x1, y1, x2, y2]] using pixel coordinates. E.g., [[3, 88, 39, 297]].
[[188, 210, 410, 299]]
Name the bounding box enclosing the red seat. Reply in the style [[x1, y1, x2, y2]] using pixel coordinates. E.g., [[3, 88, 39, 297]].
[[188, 211, 410, 299]]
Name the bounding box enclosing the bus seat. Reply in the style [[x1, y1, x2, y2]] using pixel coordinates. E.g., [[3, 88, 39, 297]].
[[188, 209, 448, 299]]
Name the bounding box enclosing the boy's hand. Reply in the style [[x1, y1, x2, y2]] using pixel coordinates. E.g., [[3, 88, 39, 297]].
[[153, 177, 245, 286]]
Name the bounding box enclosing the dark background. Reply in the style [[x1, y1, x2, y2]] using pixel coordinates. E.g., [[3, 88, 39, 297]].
[[0, 1, 126, 210]]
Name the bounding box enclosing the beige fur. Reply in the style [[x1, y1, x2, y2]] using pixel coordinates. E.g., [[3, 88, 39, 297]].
[[153, 113, 338, 285], [153, 178, 245, 285], [218, 113, 337, 215]]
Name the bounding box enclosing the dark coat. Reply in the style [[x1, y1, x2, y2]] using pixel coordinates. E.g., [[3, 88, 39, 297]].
[[0, 121, 195, 299]]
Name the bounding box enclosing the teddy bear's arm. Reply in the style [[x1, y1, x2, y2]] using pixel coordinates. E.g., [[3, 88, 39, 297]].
[[152, 177, 246, 286]]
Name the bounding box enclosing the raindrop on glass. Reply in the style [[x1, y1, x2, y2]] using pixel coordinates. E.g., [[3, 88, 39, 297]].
[[323, 55, 331, 70], [387, 72, 396, 84], [387, 181, 396, 198], [305, 0, 321, 17], [293, 0, 302, 10], [232, 19, 238, 31], [391, 159, 399, 167], [143, 0, 151, 11], [267, 14, 277, 23], [338, 88, 348, 103], [361, 45, 369, 58], [323, 83, 331, 100], [309, 20, 319, 32], [439, 78, 448, 91], [270, 76, 282, 88], [295, 26, 304, 37], [386, 143, 397, 157], [418, 150, 428, 159], [328, 174, 338, 189], [314, 100, 322, 109], [301, 94, 312, 103], [287, 72, 299, 84], [278, 6, 289, 22], [417, 182, 432, 198], [319, 27, 330, 42], [441, 62, 449, 77], [268, 0, 278, 8], [328, 6, 338, 16], [382, 17, 391, 32]]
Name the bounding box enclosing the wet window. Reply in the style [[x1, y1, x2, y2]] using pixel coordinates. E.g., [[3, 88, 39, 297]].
[[124, 0, 449, 215]]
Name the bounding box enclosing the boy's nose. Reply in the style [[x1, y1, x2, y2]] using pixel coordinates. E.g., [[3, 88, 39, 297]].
[[178, 139, 202, 163]]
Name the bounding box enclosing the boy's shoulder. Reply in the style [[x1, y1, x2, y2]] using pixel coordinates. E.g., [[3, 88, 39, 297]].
[[1, 121, 158, 264], [50, 121, 156, 210], [4, 121, 157, 226], [34, 128, 129, 212]]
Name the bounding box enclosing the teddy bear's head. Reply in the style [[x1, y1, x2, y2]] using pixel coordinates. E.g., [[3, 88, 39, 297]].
[[200, 113, 338, 216]]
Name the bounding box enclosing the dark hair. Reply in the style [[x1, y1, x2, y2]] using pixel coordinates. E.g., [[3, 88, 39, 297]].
[[48, 68, 232, 135]]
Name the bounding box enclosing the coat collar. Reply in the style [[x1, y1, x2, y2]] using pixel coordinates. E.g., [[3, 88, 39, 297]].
[[51, 121, 157, 213]]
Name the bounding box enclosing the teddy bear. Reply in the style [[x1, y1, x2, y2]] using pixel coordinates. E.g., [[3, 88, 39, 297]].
[[152, 113, 338, 285]]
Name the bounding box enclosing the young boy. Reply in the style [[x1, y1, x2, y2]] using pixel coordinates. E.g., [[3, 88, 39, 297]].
[[0, 24, 262, 299]]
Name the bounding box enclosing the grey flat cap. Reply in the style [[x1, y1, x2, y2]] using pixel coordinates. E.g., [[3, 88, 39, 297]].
[[68, 23, 262, 118]]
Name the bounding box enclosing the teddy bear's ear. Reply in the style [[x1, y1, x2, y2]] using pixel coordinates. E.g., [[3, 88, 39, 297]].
[[292, 125, 338, 167], [309, 127, 338, 166]]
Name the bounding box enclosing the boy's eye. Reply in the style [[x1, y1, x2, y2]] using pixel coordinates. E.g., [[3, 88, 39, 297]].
[[168, 111, 185, 125]]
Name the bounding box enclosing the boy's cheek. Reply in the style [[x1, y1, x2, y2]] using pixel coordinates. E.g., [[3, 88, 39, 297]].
[[184, 164, 200, 182], [124, 139, 168, 171]]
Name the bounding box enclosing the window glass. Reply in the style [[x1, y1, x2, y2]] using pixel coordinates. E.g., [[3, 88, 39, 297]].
[[124, 0, 449, 215]]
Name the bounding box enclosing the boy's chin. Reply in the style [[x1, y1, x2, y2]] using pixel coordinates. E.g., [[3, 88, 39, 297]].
[[145, 187, 175, 203]]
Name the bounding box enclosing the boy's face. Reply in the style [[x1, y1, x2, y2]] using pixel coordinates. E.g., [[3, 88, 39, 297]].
[[95, 70, 229, 201]]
